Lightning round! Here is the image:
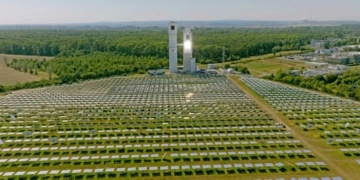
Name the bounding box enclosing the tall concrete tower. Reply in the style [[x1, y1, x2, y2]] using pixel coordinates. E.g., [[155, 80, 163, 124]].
[[183, 27, 196, 73], [168, 21, 178, 73]]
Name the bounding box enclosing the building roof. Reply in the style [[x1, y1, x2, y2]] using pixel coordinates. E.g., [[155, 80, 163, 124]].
[[306, 62, 328, 66]]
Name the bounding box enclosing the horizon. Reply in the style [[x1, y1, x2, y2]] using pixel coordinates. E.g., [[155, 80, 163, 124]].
[[0, 0, 359, 25], [1, 19, 360, 26]]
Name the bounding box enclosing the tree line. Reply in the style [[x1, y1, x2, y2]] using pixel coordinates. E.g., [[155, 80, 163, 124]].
[[48, 52, 167, 83], [7, 58, 46, 75], [265, 68, 360, 100], [1, 25, 359, 63], [1, 25, 360, 91], [4, 52, 168, 91]]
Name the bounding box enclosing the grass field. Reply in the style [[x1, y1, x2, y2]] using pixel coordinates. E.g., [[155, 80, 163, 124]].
[[237, 58, 307, 77], [197, 51, 305, 77], [197, 50, 301, 69], [350, 65, 360, 70], [0, 54, 53, 86]]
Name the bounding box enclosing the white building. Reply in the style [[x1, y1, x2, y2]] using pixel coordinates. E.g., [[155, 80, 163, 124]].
[[208, 64, 216, 69], [183, 27, 196, 73], [328, 65, 349, 71], [306, 62, 328, 69], [168, 22, 196, 73], [310, 39, 340, 48], [189, 58, 196, 73], [311, 39, 326, 48], [303, 69, 327, 77], [226, 68, 235, 74], [314, 48, 336, 55], [168, 22, 178, 73]]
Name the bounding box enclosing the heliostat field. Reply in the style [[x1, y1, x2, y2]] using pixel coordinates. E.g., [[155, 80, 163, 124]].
[[0, 75, 342, 179]]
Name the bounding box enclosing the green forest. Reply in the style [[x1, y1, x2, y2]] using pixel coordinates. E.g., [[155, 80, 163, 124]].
[[265, 67, 360, 100], [1, 25, 360, 61], [1, 25, 360, 91]]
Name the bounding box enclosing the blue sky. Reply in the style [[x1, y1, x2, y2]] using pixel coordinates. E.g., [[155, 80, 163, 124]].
[[0, 0, 359, 24]]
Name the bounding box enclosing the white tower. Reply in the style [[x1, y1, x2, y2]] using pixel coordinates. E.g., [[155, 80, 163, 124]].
[[183, 27, 195, 73], [168, 21, 178, 73]]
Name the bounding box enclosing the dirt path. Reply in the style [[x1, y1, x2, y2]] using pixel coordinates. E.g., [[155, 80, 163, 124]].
[[227, 75, 355, 180]]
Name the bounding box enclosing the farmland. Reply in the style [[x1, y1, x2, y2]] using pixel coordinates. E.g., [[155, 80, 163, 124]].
[[0, 54, 53, 86], [0, 74, 349, 179], [0, 66, 42, 86], [0, 54, 53, 64]]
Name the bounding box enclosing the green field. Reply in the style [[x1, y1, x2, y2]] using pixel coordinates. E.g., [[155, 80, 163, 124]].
[[197, 51, 306, 77], [237, 58, 307, 77], [223, 51, 300, 66]]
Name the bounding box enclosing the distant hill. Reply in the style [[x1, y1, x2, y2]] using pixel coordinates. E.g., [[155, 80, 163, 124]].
[[1, 20, 360, 29]]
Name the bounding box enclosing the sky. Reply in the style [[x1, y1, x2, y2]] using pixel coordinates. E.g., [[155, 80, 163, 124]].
[[0, 0, 359, 25]]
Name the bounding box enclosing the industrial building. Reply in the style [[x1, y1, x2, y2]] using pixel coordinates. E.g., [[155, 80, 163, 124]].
[[314, 48, 337, 55], [168, 21, 196, 73], [353, 54, 360, 64], [183, 27, 196, 73], [347, 52, 360, 64], [168, 22, 178, 73], [306, 62, 329, 69], [325, 56, 350, 65], [207, 64, 217, 70], [310, 39, 340, 48]]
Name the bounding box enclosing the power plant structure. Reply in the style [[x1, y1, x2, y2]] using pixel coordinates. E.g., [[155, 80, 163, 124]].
[[168, 21, 178, 73], [183, 27, 196, 73], [168, 21, 196, 73]]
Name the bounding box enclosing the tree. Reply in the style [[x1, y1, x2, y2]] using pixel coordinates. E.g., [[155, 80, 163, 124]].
[[2, 25, 360, 92], [1, 25, 358, 63], [355, 87, 360, 100], [0, 85, 5, 92], [272, 46, 282, 56], [47, 66, 52, 80], [324, 73, 338, 84], [324, 41, 330, 49], [3, 55, 8, 66], [274, 69, 287, 81]]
